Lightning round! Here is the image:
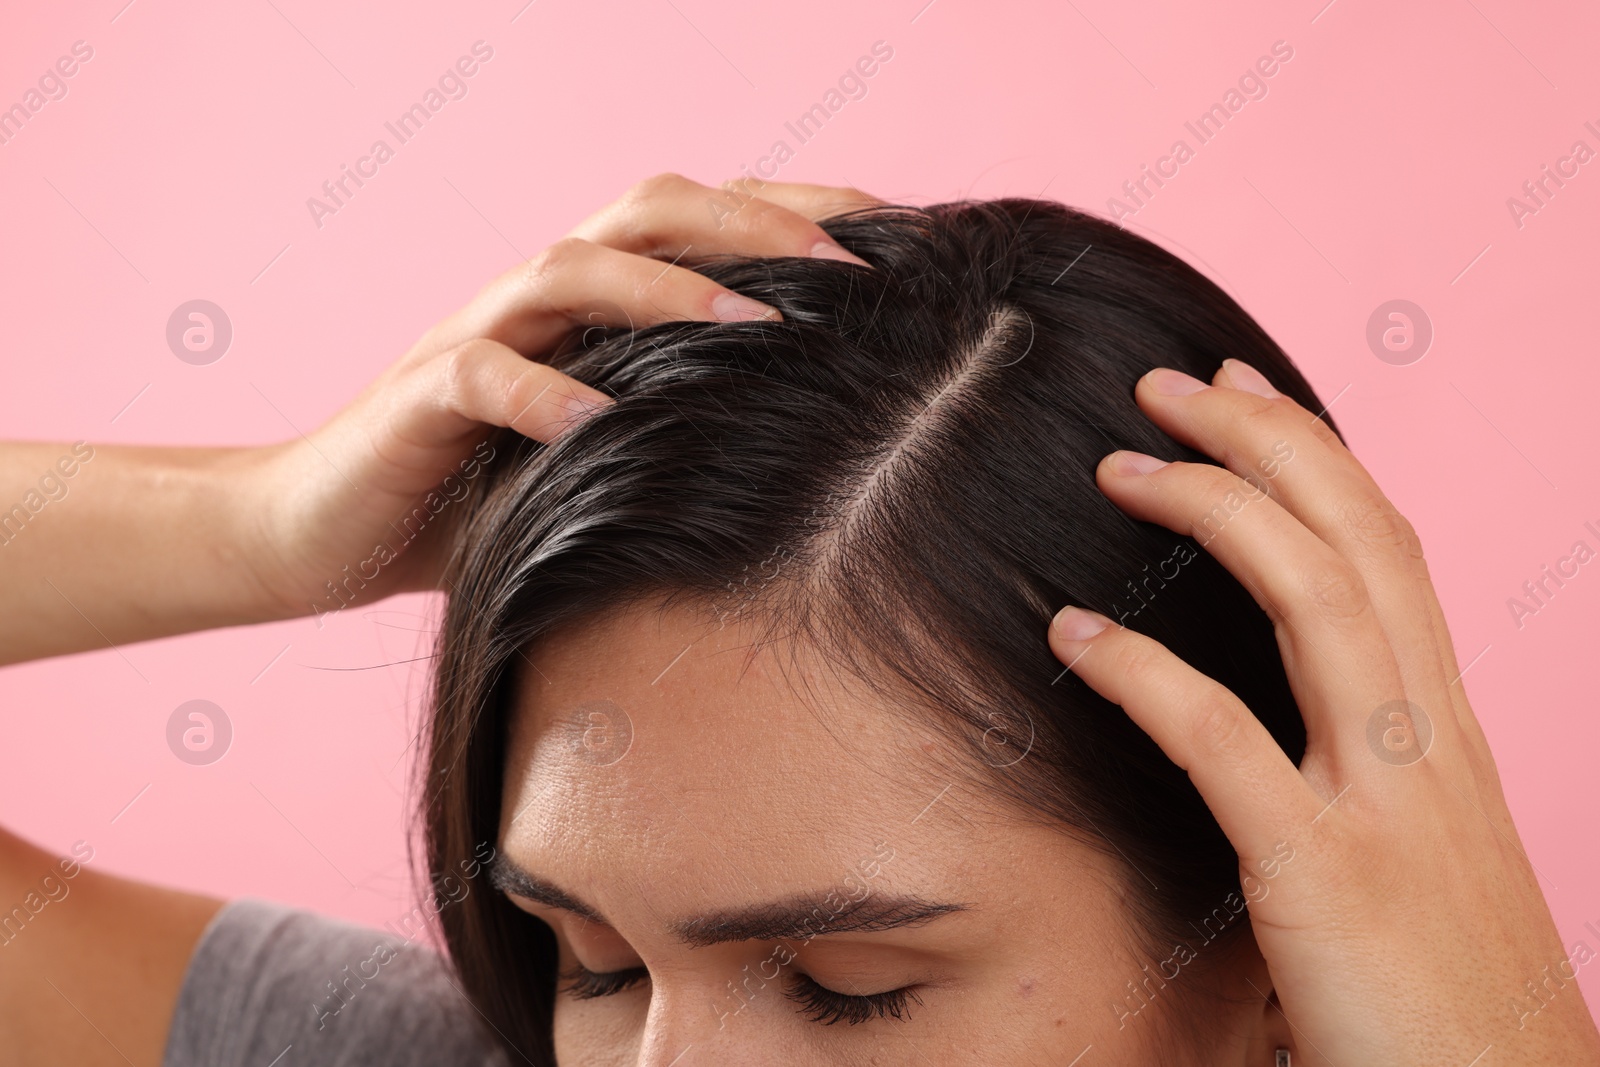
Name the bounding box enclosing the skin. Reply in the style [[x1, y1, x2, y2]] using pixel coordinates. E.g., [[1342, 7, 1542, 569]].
[[0, 173, 1595, 1064], [0, 173, 872, 667], [496, 598, 1290, 1064], [0, 175, 877, 1065], [1050, 362, 1600, 1064], [0, 831, 221, 1066]]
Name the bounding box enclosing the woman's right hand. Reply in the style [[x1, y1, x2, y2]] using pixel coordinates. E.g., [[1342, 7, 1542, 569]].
[[242, 174, 880, 622]]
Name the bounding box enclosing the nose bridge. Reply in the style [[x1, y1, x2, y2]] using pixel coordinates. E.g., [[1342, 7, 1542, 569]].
[[635, 980, 727, 1067], [634, 967, 791, 1067], [633, 988, 703, 1067]]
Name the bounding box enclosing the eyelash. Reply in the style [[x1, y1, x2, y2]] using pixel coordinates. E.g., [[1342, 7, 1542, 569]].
[[558, 962, 649, 1000], [557, 964, 922, 1026], [784, 973, 924, 1026]]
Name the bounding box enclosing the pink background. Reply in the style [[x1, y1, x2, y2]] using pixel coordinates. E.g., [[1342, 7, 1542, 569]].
[[3, 0, 1598, 1015]]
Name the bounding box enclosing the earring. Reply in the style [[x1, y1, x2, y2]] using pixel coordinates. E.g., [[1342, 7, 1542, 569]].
[[1275, 1051, 1290, 1067]]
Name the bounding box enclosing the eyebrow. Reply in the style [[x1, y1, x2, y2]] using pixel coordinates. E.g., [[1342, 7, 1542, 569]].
[[489, 855, 970, 947]]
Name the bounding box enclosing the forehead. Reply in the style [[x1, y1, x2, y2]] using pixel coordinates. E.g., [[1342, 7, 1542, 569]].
[[498, 599, 979, 899]]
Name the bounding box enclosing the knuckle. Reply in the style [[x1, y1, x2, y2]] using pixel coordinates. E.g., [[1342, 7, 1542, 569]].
[[628, 171, 690, 204], [1109, 638, 1165, 690], [498, 365, 546, 423], [1232, 392, 1285, 434], [439, 339, 543, 424], [1186, 469, 1266, 543], [523, 237, 590, 291], [1184, 684, 1247, 758], [440, 337, 498, 387], [437, 341, 479, 404], [1341, 496, 1423, 561], [1300, 559, 1371, 619], [1305, 415, 1342, 450], [1204, 467, 1255, 500]]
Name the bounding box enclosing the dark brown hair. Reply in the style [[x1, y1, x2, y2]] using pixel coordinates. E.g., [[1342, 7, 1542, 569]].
[[423, 198, 1329, 1062]]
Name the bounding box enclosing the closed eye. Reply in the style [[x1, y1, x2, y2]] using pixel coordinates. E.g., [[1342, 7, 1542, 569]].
[[558, 962, 650, 1000], [556, 962, 922, 1026], [784, 972, 923, 1025]]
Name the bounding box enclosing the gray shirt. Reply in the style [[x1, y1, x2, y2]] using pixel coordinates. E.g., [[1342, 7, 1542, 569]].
[[162, 897, 510, 1066]]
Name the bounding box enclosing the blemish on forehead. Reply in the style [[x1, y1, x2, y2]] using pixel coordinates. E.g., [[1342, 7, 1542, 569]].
[[1017, 975, 1037, 998]]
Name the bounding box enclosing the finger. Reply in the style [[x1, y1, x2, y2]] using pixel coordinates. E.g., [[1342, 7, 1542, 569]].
[[434, 237, 783, 358], [1047, 604, 1326, 860], [1213, 360, 1465, 692], [423, 337, 612, 446], [317, 339, 606, 515], [1134, 363, 1466, 738], [1093, 451, 1408, 755], [722, 177, 888, 220], [568, 172, 873, 266]]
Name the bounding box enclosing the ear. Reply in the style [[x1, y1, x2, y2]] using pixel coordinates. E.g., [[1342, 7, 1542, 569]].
[[1224, 931, 1295, 1065], [1244, 981, 1296, 1065]]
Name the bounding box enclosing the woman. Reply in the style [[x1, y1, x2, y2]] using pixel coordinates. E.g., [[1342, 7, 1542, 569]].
[[1, 176, 1594, 1065]]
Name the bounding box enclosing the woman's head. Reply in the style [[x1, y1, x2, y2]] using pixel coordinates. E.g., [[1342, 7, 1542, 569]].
[[425, 198, 1329, 1064]]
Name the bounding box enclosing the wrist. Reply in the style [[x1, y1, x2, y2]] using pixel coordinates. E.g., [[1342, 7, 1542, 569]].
[[208, 443, 317, 626]]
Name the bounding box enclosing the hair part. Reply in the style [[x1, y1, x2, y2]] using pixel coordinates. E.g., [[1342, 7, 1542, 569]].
[[422, 198, 1328, 1062]]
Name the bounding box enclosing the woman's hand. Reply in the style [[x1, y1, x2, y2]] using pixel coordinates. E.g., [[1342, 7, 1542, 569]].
[[1046, 360, 1600, 1064], [244, 174, 879, 621]]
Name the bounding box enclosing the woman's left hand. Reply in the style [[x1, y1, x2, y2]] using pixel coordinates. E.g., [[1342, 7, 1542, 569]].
[[1047, 358, 1600, 1064]]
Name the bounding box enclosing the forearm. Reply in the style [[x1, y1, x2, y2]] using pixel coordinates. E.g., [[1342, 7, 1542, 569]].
[[0, 442, 288, 667]]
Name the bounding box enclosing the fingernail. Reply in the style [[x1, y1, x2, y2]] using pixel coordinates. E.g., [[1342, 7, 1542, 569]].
[[1052, 605, 1110, 642], [810, 240, 871, 266], [1222, 359, 1281, 399], [712, 291, 782, 322], [1147, 368, 1209, 396], [1108, 450, 1169, 476]]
